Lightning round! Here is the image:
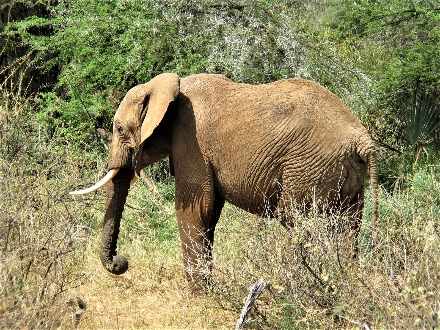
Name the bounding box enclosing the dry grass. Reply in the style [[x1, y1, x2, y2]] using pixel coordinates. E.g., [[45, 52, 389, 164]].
[[75, 236, 237, 329], [212, 196, 440, 329], [1, 92, 90, 328]]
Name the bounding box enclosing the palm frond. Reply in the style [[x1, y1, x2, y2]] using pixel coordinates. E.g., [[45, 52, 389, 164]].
[[407, 81, 440, 146]]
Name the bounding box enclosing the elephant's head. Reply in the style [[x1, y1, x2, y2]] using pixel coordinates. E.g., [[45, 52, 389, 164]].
[[70, 73, 180, 274]]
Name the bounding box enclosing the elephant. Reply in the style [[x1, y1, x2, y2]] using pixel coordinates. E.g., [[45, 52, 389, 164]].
[[70, 73, 378, 284]]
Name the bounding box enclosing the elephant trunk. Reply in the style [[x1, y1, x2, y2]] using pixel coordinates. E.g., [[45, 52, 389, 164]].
[[100, 167, 134, 275]]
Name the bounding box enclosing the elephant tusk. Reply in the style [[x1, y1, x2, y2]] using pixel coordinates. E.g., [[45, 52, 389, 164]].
[[130, 173, 139, 186], [69, 169, 120, 195]]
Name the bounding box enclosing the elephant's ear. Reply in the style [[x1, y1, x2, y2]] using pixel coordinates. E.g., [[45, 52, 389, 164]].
[[140, 73, 180, 144]]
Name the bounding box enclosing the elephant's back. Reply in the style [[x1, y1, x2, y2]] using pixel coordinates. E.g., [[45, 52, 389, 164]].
[[181, 74, 365, 133], [180, 74, 370, 161]]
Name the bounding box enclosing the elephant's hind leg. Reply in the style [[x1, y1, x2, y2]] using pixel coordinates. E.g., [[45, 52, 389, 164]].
[[330, 188, 365, 263], [274, 185, 311, 228]]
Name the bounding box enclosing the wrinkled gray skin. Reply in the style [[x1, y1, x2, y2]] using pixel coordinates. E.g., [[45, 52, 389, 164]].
[[76, 73, 378, 284]]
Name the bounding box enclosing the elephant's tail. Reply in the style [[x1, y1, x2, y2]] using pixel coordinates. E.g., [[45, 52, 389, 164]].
[[368, 150, 379, 247]]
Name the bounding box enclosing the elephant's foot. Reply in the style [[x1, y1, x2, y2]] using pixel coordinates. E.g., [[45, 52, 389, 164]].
[[186, 275, 215, 294], [184, 263, 215, 293]]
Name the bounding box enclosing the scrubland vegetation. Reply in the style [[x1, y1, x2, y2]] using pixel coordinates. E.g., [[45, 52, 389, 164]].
[[2, 0, 440, 328]]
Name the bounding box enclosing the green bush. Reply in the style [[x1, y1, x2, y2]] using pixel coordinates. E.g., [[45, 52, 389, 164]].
[[334, 0, 440, 147], [3, 0, 378, 148]]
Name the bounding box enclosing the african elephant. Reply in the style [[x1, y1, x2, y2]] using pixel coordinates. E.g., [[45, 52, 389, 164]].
[[70, 73, 378, 284]]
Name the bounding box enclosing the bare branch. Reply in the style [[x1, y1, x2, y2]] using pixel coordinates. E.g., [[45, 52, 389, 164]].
[[236, 279, 268, 330]]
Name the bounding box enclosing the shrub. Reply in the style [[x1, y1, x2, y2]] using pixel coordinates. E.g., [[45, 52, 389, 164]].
[[3, 0, 377, 148]]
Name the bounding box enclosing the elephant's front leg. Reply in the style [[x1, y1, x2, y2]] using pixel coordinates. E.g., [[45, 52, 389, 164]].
[[175, 188, 224, 287]]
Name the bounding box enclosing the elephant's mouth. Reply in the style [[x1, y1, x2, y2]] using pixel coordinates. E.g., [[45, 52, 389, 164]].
[[131, 147, 138, 171], [69, 147, 139, 195]]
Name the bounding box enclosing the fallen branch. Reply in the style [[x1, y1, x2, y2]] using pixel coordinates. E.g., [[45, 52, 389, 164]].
[[235, 279, 268, 330]]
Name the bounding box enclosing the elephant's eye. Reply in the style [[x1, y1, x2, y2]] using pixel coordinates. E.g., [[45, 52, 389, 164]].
[[116, 125, 124, 135]]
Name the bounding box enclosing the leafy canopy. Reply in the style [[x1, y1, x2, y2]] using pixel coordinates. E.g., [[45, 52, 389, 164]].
[[3, 0, 370, 146]]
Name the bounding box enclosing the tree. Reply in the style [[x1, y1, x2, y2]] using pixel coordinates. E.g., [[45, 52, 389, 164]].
[[0, 0, 59, 94], [335, 0, 440, 145]]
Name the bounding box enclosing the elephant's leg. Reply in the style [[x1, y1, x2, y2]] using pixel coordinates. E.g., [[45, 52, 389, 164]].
[[176, 188, 225, 286], [274, 185, 310, 227], [332, 189, 365, 263]]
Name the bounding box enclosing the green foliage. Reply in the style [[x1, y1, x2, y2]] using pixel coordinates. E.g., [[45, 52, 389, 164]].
[[405, 81, 440, 166], [122, 181, 177, 251], [0, 0, 58, 94], [2, 0, 378, 148], [3, 0, 440, 163], [335, 0, 440, 138], [324, 0, 440, 186], [407, 82, 440, 146]]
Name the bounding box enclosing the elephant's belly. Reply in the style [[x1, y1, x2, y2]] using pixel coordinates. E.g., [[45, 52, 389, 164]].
[[225, 193, 280, 217], [216, 175, 283, 217], [215, 164, 340, 218]]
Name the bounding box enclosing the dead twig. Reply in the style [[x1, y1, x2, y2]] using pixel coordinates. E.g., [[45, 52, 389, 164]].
[[235, 279, 268, 330]]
